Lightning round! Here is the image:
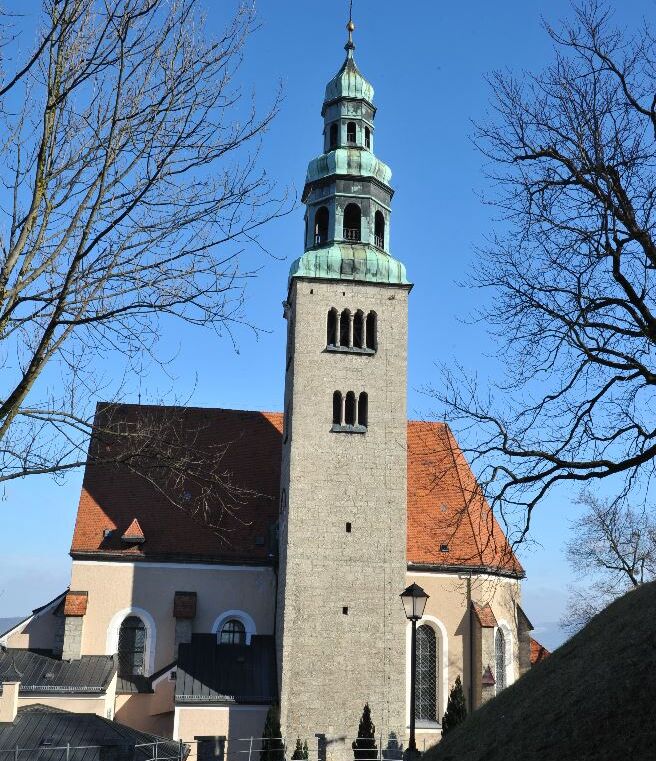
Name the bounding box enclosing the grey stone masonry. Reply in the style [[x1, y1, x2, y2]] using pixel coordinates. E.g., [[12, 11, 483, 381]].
[[277, 278, 410, 759], [62, 616, 83, 661]]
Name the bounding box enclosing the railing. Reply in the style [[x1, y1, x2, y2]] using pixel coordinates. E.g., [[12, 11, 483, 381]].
[[343, 228, 361, 241], [374, 234, 384, 248], [315, 233, 327, 245], [0, 738, 187, 760], [0, 734, 431, 760]]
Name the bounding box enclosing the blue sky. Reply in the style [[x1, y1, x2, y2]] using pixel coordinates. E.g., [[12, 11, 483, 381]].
[[1, 0, 653, 650]]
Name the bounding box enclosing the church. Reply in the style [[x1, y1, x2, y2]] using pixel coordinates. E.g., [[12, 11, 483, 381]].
[[0, 18, 546, 761]]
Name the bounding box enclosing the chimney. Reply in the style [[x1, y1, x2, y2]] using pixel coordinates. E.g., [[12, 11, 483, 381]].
[[173, 592, 197, 657], [0, 660, 21, 723], [62, 591, 88, 661]]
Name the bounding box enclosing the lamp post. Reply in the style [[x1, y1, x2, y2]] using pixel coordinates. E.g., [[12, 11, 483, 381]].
[[400, 583, 429, 761]]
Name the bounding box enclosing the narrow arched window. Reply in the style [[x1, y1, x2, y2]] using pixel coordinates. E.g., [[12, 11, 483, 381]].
[[220, 618, 246, 645], [327, 308, 338, 346], [366, 311, 377, 350], [416, 624, 437, 722], [495, 628, 507, 691], [315, 206, 329, 245], [340, 309, 351, 347], [347, 121, 356, 144], [364, 126, 371, 149], [118, 616, 146, 677], [345, 392, 356, 426], [358, 392, 368, 429], [330, 123, 338, 149], [353, 310, 364, 348], [343, 204, 361, 242], [333, 391, 343, 426], [375, 211, 385, 249]]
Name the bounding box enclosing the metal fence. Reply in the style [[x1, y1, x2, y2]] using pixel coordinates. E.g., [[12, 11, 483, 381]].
[[0, 739, 186, 760], [0, 733, 430, 761]]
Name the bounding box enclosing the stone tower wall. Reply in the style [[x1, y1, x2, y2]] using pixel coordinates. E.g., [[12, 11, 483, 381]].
[[277, 277, 409, 757]]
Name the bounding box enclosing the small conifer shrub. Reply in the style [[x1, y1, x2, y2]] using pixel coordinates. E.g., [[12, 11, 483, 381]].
[[352, 703, 378, 760], [260, 704, 285, 761], [291, 738, 309, 760], [441, 675, 468, 736]]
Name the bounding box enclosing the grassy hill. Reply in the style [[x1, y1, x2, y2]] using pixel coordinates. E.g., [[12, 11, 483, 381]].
[[424, 581, 656, 761]]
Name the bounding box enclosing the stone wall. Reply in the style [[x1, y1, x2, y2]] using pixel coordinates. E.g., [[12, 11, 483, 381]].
[[277, 277, 410, 757]]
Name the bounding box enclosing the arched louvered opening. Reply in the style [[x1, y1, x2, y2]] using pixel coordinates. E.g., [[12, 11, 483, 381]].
[[315, 206, 329, 245], [339, 309, 351, 347], [330, 122, 338, 149], [365, 125, 371, 149], [327, 308, 338, 346], [220, 618, 246, 645], [353, 310, 365, 348], [415, 624, 437, 722], [343, 204, 361, 242], [495, 628, 507, 691], [347, 121, 357, 144], [375, 211, 385, 249], [344, 392, 356, 426], [333, 391, 343, 425], [118, 616, 146, 677], [365, 311, 377, 350], [358, 392, 368, 428]]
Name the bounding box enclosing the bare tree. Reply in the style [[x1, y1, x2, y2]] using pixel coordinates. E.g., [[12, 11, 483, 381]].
[[562, 491, 656, 631], [0, 0, 285, 508], [425, 1, 656, 543]]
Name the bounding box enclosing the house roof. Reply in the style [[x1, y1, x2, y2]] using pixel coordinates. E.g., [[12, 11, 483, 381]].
[[530, 637, 550, 665], [70, 404, 522, 576], [471, 603, 498, 628], [175, 634, 277, 704], [0, 648, 116, 695], [0, 705, 186, 759]]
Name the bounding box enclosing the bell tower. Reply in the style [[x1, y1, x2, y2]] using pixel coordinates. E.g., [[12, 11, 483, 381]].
[[276, 17, 410, 757]]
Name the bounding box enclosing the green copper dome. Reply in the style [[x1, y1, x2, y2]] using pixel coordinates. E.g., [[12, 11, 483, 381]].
[[324, 52, 374, 105], [290, 244, 409, 285], [289, 24, 410, 288], [306, 148, 392, 185]]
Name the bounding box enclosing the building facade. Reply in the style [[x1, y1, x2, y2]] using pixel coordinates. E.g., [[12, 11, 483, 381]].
[[1, 20, 547, 761]]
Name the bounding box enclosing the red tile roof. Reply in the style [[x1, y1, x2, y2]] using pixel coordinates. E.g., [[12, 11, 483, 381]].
[[70, 404, 522, 575], [121, 518, 145, 543], [472, 602, 498, 628], [530, 637, 550, 664]]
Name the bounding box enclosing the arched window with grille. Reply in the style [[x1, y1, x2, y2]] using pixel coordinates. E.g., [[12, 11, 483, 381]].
[[327, 308, 338, 346], [366, 311, 377, 350], [415, 624, 437, 722], [495, 628, 507, 691], [343, 204, 361, 242], [347, 121, 357, 143], [333, 391, 343, 426], [220, 618, 246, 645], [344, 392, 356, 426], [358, 392, 368, 429], [117, 616, 146, 678], [315, 206, 329, 245], [374, 211, 385, 249]]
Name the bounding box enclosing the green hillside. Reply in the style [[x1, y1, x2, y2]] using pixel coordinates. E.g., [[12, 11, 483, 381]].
[[424, 582, 656, 761]]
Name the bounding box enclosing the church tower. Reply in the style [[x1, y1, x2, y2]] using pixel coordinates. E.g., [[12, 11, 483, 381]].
[[276, 17, 411, 756]]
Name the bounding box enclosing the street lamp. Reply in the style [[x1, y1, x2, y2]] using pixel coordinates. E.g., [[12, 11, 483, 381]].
[[400, 583, 429, 760]]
